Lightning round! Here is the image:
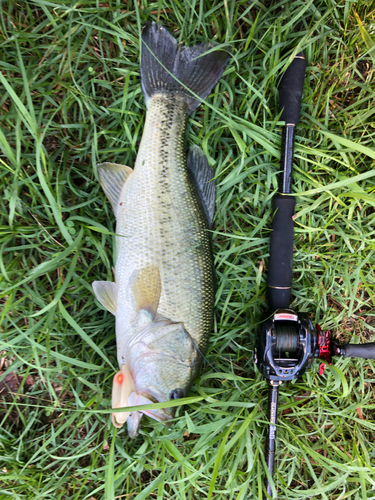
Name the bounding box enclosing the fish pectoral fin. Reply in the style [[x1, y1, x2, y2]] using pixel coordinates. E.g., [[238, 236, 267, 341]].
[[130, 265, 161, 322], [92, 280, 118, 315], [187, 145, 215, 228], [97, 162, 133, 215]]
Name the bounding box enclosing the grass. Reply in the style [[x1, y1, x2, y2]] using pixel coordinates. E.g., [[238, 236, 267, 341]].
[[0, 0, 375, 499]]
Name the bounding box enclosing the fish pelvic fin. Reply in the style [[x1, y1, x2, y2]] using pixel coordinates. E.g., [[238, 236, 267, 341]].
[[97, 162, 133, 215], [92, 280, 117, 315], [141, 21, 230, 115], [187, 145, 215, 228], [130, 265, 161, 322]]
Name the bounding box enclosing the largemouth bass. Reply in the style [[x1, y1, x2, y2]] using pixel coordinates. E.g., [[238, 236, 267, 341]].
[[93, 22, 229, 438]]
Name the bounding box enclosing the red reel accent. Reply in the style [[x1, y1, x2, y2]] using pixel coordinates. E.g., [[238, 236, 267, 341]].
[[316, 325, 332, 375]]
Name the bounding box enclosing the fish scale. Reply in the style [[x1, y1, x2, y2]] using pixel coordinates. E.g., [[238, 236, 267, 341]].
[[115, 94, 214, 361]]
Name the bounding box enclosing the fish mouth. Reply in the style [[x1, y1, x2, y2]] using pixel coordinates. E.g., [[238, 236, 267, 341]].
[[111, 364, 172, 435]]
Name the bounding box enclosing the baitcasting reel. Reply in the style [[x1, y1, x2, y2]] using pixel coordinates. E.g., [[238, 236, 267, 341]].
[[255, 310, 316, 383], [255, 309, 375, 384], [255, 309, 375, 500]]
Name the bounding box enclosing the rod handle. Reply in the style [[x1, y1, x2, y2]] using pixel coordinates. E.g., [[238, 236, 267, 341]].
[[279, 52, 306, 126], [340, 342, 375, 359], [267, 195, 295, 311]]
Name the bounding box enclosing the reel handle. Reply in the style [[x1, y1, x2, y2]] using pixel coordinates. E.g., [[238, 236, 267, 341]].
[[339, 342, 375, 359]]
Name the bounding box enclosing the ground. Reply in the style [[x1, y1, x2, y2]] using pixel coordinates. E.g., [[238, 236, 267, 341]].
[[0, 1, 375, 499]]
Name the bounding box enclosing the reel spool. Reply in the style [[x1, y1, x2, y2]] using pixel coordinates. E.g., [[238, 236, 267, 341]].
[[275, 322, 299, 352]]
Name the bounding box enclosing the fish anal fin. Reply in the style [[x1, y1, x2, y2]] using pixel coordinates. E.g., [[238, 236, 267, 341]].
[[92, 281, 117, 315], [130, 265, 161, 321], [187, 145, 215, 228], [97, 162, 133, 214]]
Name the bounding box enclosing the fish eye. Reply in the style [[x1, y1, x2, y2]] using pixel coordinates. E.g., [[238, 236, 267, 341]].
[[169, 389, 184, 400]]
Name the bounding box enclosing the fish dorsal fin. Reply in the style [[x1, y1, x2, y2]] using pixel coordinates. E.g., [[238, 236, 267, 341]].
[[187, 145, 215, 228], [97, 162, 133, 214], [92, 280, 117, 315], [130, 265, 161, 322]]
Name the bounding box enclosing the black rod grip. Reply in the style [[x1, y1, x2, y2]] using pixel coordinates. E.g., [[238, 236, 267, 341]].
[[268, 195, 295, 311], [264, 383, 280, 500], [340, 343, 375, 359], [279, 125, 295, 194], [279, 52, 306, 126]]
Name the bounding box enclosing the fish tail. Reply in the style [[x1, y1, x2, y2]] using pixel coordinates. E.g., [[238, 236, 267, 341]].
[[141, 22, 230, 115]]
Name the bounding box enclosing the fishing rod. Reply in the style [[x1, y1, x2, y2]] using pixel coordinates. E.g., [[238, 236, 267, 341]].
[[254, 53, 375, 499]]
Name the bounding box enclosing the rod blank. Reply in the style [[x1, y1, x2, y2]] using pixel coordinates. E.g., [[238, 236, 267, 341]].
[[264, 383, 280, 499]]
